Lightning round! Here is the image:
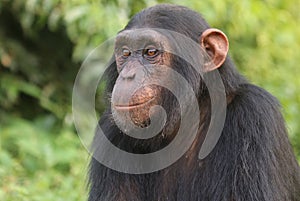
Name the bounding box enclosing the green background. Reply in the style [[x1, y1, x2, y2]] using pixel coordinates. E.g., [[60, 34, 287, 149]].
[[0, 0, 299, 200]]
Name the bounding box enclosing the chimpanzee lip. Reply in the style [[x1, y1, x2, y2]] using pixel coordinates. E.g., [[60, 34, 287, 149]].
[[113, 97, 155, 110]]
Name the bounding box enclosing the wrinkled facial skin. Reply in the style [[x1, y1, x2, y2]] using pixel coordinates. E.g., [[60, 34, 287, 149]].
[[111, 29, 172, 130]]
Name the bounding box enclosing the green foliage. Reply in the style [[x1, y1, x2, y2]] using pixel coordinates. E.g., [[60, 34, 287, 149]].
[[0, 117, 87, 200], [0, 0, 299, 200]]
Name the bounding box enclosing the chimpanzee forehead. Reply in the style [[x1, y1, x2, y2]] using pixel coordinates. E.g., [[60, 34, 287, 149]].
[[115, 29, 168, 48]]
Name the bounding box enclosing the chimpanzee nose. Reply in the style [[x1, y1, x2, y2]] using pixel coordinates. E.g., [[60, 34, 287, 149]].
[[120, 68, 136, 80]]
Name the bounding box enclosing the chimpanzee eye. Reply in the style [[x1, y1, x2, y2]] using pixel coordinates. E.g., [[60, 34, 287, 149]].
[[122, 48, 131, 57], [144, 48, 158, 57]]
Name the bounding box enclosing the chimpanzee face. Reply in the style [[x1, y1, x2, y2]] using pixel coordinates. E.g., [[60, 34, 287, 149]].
[[111, 29, 171, 130]]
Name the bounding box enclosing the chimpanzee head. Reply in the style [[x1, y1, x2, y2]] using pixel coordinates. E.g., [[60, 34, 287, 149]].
[[110, 4, 229, 137]]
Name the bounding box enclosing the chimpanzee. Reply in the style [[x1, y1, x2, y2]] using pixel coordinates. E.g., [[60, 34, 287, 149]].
[[88, 4, 300, 201]]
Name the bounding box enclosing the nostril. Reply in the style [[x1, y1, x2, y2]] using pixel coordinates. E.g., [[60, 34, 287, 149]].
[[127, 71, 136, 79], [120, 69, 136, 80]]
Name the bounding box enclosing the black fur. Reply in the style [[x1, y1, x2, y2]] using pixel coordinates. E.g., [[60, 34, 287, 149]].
[[88, 4, 300, 201]]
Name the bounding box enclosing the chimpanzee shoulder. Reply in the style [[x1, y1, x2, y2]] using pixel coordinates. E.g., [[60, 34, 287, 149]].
[[217, 83, 299, 200]]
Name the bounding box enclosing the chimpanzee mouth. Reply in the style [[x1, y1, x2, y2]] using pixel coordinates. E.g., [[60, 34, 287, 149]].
[[113, 96, 156, 111]]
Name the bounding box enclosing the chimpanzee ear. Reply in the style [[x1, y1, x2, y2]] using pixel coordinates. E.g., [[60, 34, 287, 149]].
[[200, 28, 229, 71]]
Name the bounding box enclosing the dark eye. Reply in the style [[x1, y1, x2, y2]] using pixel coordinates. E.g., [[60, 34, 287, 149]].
[[122, 48, 131, 57], [144, 48, 158, 57]]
